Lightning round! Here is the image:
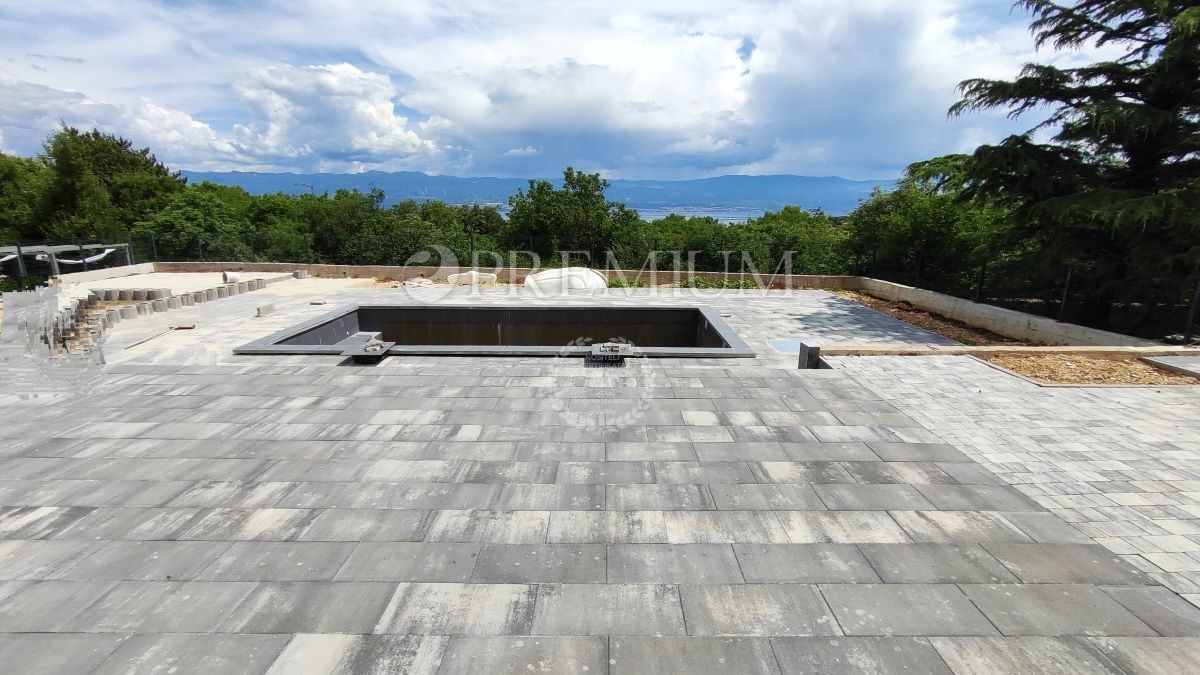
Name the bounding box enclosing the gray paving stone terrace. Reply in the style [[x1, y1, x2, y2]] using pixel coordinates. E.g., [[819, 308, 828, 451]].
[[0, 281, 1198, 673]]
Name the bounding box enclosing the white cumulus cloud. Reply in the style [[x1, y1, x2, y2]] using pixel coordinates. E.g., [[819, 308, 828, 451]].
[[231, 63, 437, 170], [0, 0, 1116, 177]]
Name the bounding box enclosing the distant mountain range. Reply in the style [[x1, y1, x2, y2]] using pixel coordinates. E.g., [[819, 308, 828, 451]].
[[181, 170, 895, 216]]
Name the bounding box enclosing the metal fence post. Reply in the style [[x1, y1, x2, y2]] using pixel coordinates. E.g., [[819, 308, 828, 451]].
[[149, 233, 158, 261], [78, 242, 88, 272], [14, 243, 27, 278], [1184, 279, 1200, 344], [124, 240, 134, 266], [1057, 267, 1073, 322], [48, 251, 60, 277]]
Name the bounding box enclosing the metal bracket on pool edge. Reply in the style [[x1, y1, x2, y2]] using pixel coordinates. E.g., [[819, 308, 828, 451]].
[[587, 341, 631, 365]]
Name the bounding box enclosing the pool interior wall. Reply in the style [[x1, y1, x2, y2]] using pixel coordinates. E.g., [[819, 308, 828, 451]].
[[237, 305, 755, 358], [283, 307, 725, 348]]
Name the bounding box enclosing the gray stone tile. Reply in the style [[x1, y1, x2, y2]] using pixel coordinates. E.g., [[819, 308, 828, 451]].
[[695, 442, 789, 461], [681, 583, 840, 636], [532, 583, 685, 635], [54, 540, 233, 581], [456, 460, 558, 484], [470, 544, 606, 583], [48, 506, 203, 540], [866, 442, 970, 462], [774, 511, 911, 544], [914, 485, 1044, 512], [492, 484, 605, 510], [960, 584, 1157, 636], [1084, 637, 1200, 674], [178, 507, 317, 540], [1103, 586, 1200, 637], [608, 441, 697, 461], [424, 509, 550, 543], [608, 544, 743, 583], [93, 633, 290, 675], [374, 582, 536, 635], [664, 511, 793, 543], [0, 579, 117, 631], [557, 461, 655, 484], [709, 484, 825, 510], [294, 508, 432, 541], [654, 461, 757, 484], [734, 544, 881, 583], [858, 544, 1019, 584], [60, 480, 197, 507], [930, 637, 1122, 674], [838, 461, 956, 485], [997, 512, 1093, 544], [438, 636, 607, 675], [196, 541, 354, 581], [24, 291, 1200, 653], [821, 584, 999, 636], [335, 542, 482, 582], [611, 636, 779, 674], [0, 633, 131, 675], [547, 510, 668, 543], [808, 426, 896, 443], [62, 580, 258, 632], [219, 581, 395, 633], [265, 634, 447, 675], [983, 543, 1154, 584], [781, 442, 880, 461], [750, 461, 857, 484], [606, 484, 714, 510], [166, 480, 294, 508], [891, 511, 1034, 543], [376, 483, 501, 510], [772, 637, 952, 674], [0, 505, 94, 539], [0, 539, 104, 579], [935, 462, 1007, 486], [514, 441, 604, 461], [815, 484, 936, 510]]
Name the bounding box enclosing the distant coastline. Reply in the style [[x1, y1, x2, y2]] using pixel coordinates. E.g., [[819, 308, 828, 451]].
[[182, 170, 895, 216]]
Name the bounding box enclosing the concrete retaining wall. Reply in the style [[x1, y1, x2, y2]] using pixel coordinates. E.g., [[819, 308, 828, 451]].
[[152, 261, 857, 289], [857, 278, 1156, 346], [56, 263, 156, 285]]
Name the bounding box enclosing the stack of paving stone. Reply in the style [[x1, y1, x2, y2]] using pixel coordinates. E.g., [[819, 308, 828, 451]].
[[82, 276, 286, 338]]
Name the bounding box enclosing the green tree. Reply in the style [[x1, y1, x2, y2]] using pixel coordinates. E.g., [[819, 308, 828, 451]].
[[133, 188, 251, 261], [948, 0, 1200, 324], [246, 193, 314, 262], [505, 168, 618, 264], [735, 207, 849, 276], [0, 153, 51, 244], [846, 156, 1011, 293], [306, 187, 387, 263], [40, 126, 184, 241]]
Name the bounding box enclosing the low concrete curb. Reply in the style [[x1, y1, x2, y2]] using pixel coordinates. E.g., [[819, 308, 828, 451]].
[[823, 345, 1200, 358]]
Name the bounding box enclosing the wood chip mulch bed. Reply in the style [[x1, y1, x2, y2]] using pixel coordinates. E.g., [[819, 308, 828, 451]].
[[985, 353, 1199, 386], [833, 289, 1030, 346]]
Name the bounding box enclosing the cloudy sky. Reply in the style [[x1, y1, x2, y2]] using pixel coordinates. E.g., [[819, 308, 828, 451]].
[[0, 0, 1106, 179]]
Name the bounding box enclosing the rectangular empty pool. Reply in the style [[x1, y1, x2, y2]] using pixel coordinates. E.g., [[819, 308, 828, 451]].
[[234, 305, 754, 358]]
